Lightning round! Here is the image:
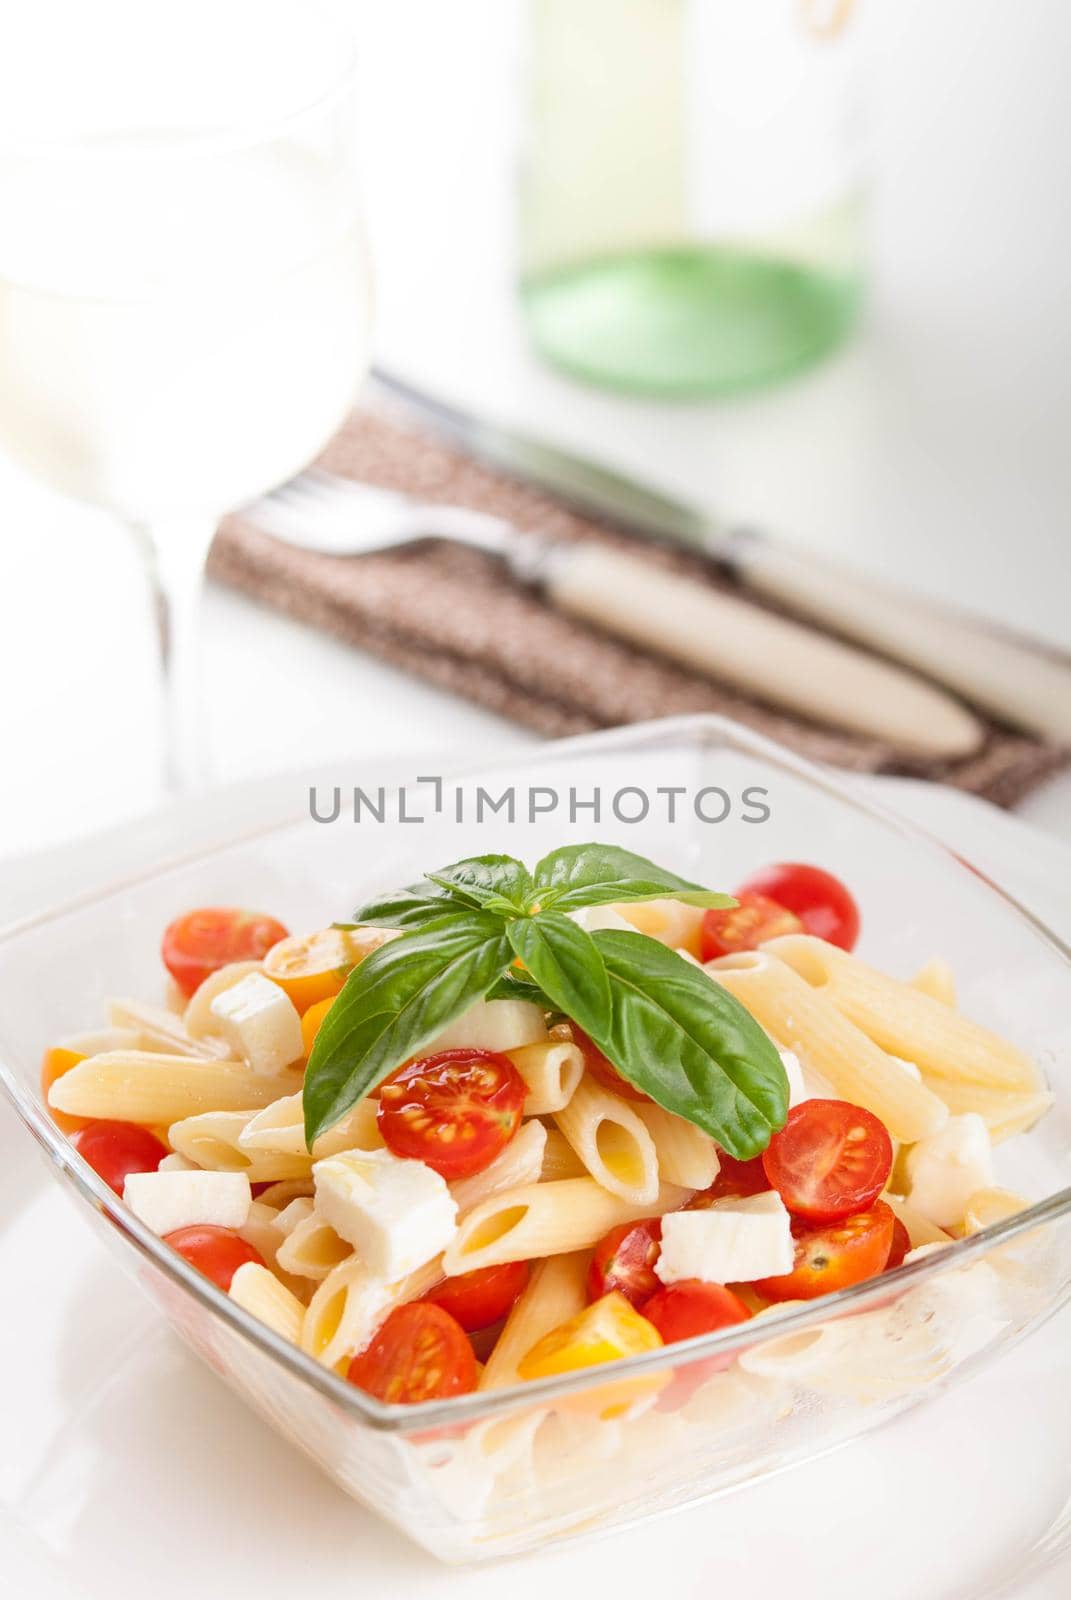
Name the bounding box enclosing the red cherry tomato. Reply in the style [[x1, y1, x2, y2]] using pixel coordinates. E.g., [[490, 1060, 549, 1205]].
[[72, 1120, 168, 1195], [162, 907, 290, 997], [347, 1302, 477, 1404], [423, 1261, 530, 1331], [734, 863, 860, 952], [762, 1099, 893, 1224], [376, 1049, 527, 1179], [886, 1214, 911, 1272], [587, 1219, 663, 1306], [569, 1025, 650, 1103], [164, 1225, 265, 1291], [755, 1202, 895, 1301], [687, 1152, 770, 1207], [699, 893, 804, 962], [640, 1280, 750, 1344]]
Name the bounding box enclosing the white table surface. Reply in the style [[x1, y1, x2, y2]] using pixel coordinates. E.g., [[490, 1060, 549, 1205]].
[[0, 8, 1068, 1591]]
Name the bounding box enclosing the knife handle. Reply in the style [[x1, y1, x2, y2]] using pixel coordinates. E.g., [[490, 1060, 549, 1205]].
[[543, 543, 983, 759], [736, 540, 1071, 744]]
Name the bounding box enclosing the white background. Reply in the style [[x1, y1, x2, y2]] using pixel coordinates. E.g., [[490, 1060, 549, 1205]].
[[0, 0, 1068, 858]]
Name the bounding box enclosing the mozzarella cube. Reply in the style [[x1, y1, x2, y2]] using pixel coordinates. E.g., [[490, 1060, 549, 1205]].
[[312, 1147, 457, 1279], [425, 999, 547, 1054], [567, 904, 635, 934], [124, 1170, 251, 1235], [779, 1049, 808, 1107], [208, 972, 303, 1074], [905, 1113, 995, 1229], [656, 1191, 795, 1285]]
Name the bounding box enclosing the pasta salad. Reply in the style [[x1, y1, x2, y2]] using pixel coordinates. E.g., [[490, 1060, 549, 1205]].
[[42, 845, 1051, 1408]]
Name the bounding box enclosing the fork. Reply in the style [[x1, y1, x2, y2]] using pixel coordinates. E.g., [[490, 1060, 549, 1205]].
[[242, 468, 984, 760]]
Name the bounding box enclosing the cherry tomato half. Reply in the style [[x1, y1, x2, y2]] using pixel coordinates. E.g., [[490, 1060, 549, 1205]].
[[162, 908, 290, 997], [687, 1152, 769, 1207], [40, 1046, 90, 1135], [699, 893, 804, 962], [588, 1219, 663, 1307], [570, 1025, 650, 1103], [377, 1049, 527, 1179], [263, 925, 388, 1014], [164, 1225, 265, 1291], [762, 1099, 893, 1224], [73, 1120, 168, 1195], [423, 1260, 529, 1331], [347, 1302, 477, 1404], [886, 1214, 911, 1272], [734, 863, 860, 952], [754, 1201, 895, 1301], [640, 1280, 750, 1345]]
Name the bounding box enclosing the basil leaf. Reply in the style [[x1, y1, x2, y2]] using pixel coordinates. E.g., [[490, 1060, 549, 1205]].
[[426, 854, 533, 911], [303, 911, 512, 1144], [588, 930, 788, 1159], [349, 883, 457, 929], [506, 912, 611, 1039], [532, 843, 735, 912], [486, 971, 553, 1007]]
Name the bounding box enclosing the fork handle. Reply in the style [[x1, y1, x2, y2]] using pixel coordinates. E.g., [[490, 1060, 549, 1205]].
[[540, 543, 983, 759]]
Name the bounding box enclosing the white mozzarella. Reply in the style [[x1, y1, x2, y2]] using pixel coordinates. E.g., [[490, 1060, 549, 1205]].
[[424, 999, 547, 1054], [312, 1147, 457, 1279], [656, 1192, 795, 1286], [567, 905, 635, 934], [123, 1170, 251, 1235], [889, 1054, 923, 1082], [208, 972, 303, 1074], [905, 1113, 995, 1228], [779, 1048, 808, 1107]]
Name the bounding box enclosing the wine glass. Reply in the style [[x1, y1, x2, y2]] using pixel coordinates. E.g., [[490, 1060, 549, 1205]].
[[0, 0, 369, 789]]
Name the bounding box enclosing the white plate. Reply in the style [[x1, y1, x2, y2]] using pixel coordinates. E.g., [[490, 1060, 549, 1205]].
[[2, 768, 1069, 1600]]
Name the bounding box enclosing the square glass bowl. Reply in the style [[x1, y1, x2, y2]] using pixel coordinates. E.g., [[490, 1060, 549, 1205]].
[[2, 715, 1071, 1564]]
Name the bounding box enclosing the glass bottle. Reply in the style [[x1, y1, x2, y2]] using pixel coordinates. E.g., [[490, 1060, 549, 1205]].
[[519, 0, 866, 397]]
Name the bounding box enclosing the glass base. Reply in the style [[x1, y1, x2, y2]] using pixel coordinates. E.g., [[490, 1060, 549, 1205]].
[[521, 246, 862, 399]]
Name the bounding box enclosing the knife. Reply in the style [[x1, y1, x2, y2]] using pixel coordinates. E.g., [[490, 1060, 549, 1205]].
[[371, 366, 1071, 745]]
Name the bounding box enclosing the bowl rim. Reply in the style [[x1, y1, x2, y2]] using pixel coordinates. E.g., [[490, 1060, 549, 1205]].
[[3, 712, 1071, 1433]]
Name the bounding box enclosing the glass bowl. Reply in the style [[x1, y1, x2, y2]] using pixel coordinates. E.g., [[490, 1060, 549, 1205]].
[[2, 715, 1070, 1564]]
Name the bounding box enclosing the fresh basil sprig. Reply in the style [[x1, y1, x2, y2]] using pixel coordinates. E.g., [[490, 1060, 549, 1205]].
[[304, 844, 787, 1158]]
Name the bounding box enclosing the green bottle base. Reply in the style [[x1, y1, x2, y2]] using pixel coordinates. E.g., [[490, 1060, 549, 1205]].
[[521, 246, 862, 399]]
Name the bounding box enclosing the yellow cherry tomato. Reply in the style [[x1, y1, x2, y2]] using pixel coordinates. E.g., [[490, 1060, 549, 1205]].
[[518, 1291, 666, 1418], [301, 996, 336, 1058], [40, 1047, 88, 1134], [263, 925, 391, 1014]]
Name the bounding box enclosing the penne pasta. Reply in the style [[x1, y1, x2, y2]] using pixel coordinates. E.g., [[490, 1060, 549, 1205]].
[[443, 1178, 689, 1277], [507, 1039, 583, 1116], [910, 959, 957, 1008], [57, 1027, 143, 1057], [765, 934, 1040, 1092], [238, 1092, 383, 1159], [183, 961, 263, 1038], [302, 1253, 444, 1370], [48, 1051, 298, 1125], [107, 998, 232, 1060], [707, 950, 948, 1143], [229, 1262, 306, 1344], [169, 1109, 314, 1181], [617, 898, 704, 957], [882, 1193, 952, 1248], [554, 1076, 660, 1204], [918, 1077, 1053, 1143], [253, 1178, 315, 1210], [540, 1128, 587, 1182], [450, 1120, 547, 1215], [276, 1210, 352, 1282], [479, 1251, 590, 1390], [633, 1101, 719, 1191]]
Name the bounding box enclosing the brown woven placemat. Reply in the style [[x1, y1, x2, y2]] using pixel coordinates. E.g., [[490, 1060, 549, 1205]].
[[208, 405, 1068, 808]]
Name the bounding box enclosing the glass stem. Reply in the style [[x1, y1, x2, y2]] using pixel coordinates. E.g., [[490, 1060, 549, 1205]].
[[132, 517, 219, 793]]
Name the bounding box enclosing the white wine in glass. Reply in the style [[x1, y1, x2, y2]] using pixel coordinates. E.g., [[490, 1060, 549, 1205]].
[[0, 0, 370, 788]]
